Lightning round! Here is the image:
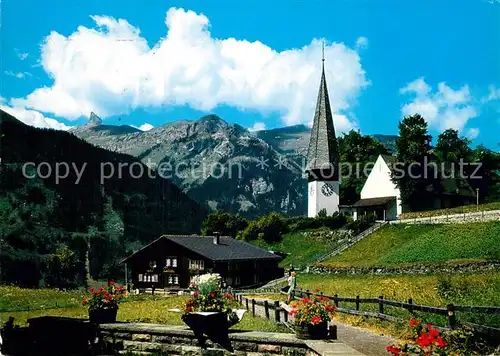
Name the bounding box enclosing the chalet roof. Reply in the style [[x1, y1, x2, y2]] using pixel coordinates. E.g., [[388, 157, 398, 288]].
[[351, 196, 396, 207], [306, 63, 339, 172], [121, 235, 281, 263]]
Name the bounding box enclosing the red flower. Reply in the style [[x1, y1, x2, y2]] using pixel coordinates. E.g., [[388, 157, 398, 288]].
[[416, 333, 431, 348], [311, 316, 321, 325], [436, 336, 447, 348], [82, 299, 88, 306], [409, 318, 419, 327], [385, 345, 401, 355], [193, 291, 200, 297]]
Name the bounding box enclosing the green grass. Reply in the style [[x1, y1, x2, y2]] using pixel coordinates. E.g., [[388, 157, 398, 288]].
[[0, 285, 87, 312], [0, 288, 286, 332], [297, 272, 500, 329], [399, 202, 500, 220], [322, 222, 500, 267], [253, 228, 346, 268]]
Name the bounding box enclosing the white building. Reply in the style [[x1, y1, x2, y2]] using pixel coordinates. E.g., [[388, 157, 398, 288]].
[[341, 154, 476, 221]]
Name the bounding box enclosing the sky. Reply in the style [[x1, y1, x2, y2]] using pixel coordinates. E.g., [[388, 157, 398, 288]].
[[1, 0, 499, 149]]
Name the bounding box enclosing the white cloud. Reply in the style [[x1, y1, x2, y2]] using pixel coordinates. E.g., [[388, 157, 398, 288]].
[[466, 128, 480, 140], [14, 48, 29, 61], [248, 122, 266, 132], [355, 36, 368, 50], [138, 123, 153, 131], [400, 78, 478, 132], [5, 70, 32, 79], [11, 8, 368, 133], [483, 85, 500, 102], [0, 104, 71, 131]]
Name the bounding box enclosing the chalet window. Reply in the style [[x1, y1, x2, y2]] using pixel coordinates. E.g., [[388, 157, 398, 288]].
[[254, 261, 258, 269], [166, 256, 178, 268], [235, 262, 240, 270], [151, 274, 158, 282], [235, 276, 241, 285], [226, 277, 233, 286], [228, 262, 239, 271], [167, 274, 180, 285], [138, 274, 143, 282], [189, 260, 204, 270]]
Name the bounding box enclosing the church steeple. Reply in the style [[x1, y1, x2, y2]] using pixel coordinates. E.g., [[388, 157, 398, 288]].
[[306, 43, 340, 181]]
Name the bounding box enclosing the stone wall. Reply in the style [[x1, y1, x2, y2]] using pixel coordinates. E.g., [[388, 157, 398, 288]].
[[97, 323, 317, 356], [392, 209, 500, 225], [311, 261, 500, 275]]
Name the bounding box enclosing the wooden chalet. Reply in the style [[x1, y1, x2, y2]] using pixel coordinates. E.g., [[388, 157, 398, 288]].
[[121, 234, 284, 290]]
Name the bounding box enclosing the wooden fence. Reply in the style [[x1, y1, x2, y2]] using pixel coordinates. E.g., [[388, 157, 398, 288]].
[[234, 288, 500, 336]]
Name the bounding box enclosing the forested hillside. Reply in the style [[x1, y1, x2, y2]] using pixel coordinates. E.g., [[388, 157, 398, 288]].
[[0, 110, 205, 288]]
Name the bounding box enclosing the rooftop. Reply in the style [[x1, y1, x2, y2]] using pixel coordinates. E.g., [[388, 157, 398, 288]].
[[121, 235, 281, 263]]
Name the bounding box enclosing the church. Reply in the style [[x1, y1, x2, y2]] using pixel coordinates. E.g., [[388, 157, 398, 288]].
[[305, 56, 476, 221]]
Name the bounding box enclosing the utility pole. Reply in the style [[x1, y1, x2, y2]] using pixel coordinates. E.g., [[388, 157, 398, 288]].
[[476, 188, 479, 212]]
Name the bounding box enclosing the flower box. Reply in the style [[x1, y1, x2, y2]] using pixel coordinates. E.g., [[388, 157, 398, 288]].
[[89, 306, 118, 324], [294, 321, 328, 340]]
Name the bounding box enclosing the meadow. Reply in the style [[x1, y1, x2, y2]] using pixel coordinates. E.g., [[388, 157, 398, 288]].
[[253, 228, 346, 268], [0, 285, 286, 332], [243, 271, 500, 343], [322, 222, 500, 267]]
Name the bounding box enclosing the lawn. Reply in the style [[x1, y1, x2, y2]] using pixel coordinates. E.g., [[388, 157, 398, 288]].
[[0, 286, 286, 332], [253, 228, 347, 268], [322, 222, 500, 267], [244, 271, 500, 329]]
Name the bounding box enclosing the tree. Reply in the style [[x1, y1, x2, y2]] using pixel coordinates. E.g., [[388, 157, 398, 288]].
[[240, 212, 286, 243], [435, 129, 473, 164], [337, 130, 390, 204], [469, 146, 500, 203], [201, 210, 248, 238], [391, 114, 436, 211]]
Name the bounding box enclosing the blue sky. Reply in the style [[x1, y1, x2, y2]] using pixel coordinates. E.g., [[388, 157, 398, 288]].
[[2, 0, 499, 148]]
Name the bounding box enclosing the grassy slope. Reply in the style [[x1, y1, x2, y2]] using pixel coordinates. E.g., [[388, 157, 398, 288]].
[[253, 229, 345, 268], [322, 222, 500, 267]]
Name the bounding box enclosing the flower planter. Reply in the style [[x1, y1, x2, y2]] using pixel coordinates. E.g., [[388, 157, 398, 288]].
[[294, 321, 328, 340], [89, 307, 118, 324]]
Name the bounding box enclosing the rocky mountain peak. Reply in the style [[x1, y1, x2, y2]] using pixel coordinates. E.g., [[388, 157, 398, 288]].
[[87, 112, 103, 126]]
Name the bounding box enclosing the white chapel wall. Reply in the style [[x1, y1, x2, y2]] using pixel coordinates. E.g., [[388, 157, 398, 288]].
[[360, 155, 402, 216]]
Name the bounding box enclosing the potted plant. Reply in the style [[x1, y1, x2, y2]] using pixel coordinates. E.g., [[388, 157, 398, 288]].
[[289, 294, 336, 339], [82, 281, 126, 324], [182, 273, 244, 332]]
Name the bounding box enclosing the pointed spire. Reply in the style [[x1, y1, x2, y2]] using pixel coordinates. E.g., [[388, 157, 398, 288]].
[[306, 42, 340, 180]]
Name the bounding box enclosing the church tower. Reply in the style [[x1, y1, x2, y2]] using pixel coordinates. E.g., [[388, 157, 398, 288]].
[[305, 46, 340, 217]]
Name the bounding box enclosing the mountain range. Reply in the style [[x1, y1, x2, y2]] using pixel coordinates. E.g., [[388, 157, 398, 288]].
[[72, 114, 397, 217], [0, 110, 205, 286]]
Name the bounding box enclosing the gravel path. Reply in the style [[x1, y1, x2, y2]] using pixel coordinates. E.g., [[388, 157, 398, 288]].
[[248, 298, 394, 356]]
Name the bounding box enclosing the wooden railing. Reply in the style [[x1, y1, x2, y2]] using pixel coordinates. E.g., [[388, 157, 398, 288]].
[[291, 288, 500, 334]]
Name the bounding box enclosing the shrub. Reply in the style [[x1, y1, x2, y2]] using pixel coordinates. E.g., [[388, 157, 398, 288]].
[[241, 212, 286, 243], [286, 212, 348, 232], [345, 214, 376, 234], [201, 210, 248, 237]]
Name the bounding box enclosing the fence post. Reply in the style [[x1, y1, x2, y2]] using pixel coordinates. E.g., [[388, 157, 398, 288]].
[[378, 296, 384, 314], [274, 301, 280, 322], [264, 300, 270, 319], [408, 298, 413, 315], [355, 296, 360, 311], [333, 294, 339, 308], [447, 304, 456, 329], [306, 289, 311, 298], [252, 299, 256, 317], [329, 325, 337, 340], [246, 298, 249, 311]]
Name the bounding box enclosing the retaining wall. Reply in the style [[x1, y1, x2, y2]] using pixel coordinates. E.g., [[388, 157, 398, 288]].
[[98, 323, 316, 356]]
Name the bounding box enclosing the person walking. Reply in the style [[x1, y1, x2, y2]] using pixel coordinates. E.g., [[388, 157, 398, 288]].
[[287, 271, 297, 304]]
